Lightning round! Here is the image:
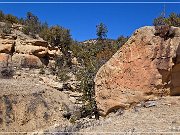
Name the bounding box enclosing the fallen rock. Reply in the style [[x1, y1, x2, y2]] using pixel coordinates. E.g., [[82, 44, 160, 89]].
[[95, 26, 180, 116], [71, 57, 79, 65], [69, 92, 83, 97]]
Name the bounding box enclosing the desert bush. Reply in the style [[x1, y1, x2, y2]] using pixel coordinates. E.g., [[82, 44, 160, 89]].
[[0, 62, 14, 79], [57, 68, 71, 82], [96, 22, 108, 40], [0, 10, 5, 21], [22, 12, 41, 38], [2, 23, 12, 34], [0, 67, 14, 78], [155, 25, 171, 38], [70, 37, 129, 118], [153, 12, 180, 27], [5, 14, 18, 24]]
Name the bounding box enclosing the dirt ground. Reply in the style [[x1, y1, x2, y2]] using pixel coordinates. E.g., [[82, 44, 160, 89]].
[[0, 70, 72, 133], [79, 96, 180, 134]]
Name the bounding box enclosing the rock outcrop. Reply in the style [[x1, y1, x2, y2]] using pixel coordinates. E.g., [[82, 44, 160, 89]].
[[0, 24, 63, 68], [95, 26, 180, 116]]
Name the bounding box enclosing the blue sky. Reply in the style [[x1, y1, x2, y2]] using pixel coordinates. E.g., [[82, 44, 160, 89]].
[[0, 1, 179, 41]]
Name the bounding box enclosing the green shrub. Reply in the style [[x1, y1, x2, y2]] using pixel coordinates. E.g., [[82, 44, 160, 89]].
[[22, 12, 41, 38], [0, 10, 5, 21], [57, 68, 70, 82], [1, 23, 12, 34], [153, 12, 180, 27], [5, 14, 18, 24]]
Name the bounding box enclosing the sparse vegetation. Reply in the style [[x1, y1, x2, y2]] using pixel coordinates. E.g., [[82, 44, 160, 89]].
[[5, 14, 18, 24], [70, 32, 128, 118], [1, 23, 12, 34], [22, 12, 41, 38], [153, 12, 180, 27]]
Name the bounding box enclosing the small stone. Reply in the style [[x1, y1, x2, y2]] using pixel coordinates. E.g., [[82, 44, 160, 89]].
[[69, 97, 76, 103], [144, 101, 156, 108]]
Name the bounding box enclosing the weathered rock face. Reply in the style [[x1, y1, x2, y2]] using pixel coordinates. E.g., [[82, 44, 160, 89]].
[[15, 40, 48, 58], [95, 26, 180, 116]]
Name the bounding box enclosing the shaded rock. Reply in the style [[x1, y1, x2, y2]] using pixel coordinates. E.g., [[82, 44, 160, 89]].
[[12, 54, 43, 68], [95, 26, 180, 116]]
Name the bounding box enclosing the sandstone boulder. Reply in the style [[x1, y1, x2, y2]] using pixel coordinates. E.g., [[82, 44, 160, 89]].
[[12, 54, 43, 68], [0, 53, 11, 64], [0, 39, 14, 54], [95, 26, 180, 116]]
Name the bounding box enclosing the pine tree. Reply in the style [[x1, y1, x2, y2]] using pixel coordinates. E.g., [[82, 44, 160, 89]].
[[96, 23, 108, 40]]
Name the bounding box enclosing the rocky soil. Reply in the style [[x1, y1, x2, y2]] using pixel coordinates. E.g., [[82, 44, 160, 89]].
[[32, 96, 180, 134], [0, 68, 83, 133], [80, 96, 180, 134]]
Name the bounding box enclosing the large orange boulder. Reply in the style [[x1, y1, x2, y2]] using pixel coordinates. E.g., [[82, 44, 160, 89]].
[[95, 26, 180, 116]]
